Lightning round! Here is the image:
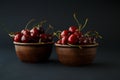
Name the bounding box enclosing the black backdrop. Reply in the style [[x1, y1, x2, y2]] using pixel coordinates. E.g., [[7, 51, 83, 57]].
[[0, 0, 120, 49]]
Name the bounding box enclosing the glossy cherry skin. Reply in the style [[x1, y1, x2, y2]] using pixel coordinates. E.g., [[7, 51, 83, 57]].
[[60, 30, 70, 38], [30, 27, 40, 38], [21, 35, 31, 43], [74, 31, 82, 38], [21, 29, 30, 36], [57, 39, 62, 44], [79, 36, 89, 45], [14, 33, 23, 42], [61, 36, 68, 44], [39, 34, 48, 42], [69, 26, 78, 33], [86, 37, 96, 44], [40, 34, 53, 42], [68, 34, 78, 45], [47, 34, 53, 42], [37, 27, 45, 34]]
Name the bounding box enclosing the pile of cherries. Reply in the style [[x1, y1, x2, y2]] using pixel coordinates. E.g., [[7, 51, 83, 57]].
[[56, 26, 97, 45], [55, 13, 102, 45], [10, 20, 53, 43]]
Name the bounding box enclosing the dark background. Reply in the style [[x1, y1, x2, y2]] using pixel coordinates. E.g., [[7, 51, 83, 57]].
[[0, 0, 120, 49], [0, 0, 120, 80]]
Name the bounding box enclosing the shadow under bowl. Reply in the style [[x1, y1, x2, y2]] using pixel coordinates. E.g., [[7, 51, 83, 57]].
[[55, 43, 99, 66], [14, 42, 54, 63]]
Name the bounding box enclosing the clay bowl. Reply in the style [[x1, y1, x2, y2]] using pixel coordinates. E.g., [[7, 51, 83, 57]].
[[14, 42, 54, 63], [55, 43, 99, 66]]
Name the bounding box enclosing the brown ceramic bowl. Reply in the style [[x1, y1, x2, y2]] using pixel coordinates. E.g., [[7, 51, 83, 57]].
[[55, 43, 99, 66], [14, 42, 54, 63]]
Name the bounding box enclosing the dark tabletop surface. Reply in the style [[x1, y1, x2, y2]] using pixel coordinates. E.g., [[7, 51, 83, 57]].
[[0, 47, 120, 80]]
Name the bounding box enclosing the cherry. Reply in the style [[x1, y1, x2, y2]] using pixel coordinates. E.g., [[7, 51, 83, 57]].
[[21, 29, 30, 36], [89, 37, 96, 44], [69, 26, 78, 33], [30, 27, 40, 37], [9, 19, 54, 43], [74, 31, 82, 38], [37, 27, 45, 34], [78, 37, 85, 44], [40, 34, 53, 42], [60, 30, 70, 38], [92, 37, 96, 43], [61, 36, 68, 44], [57, 39, 62, 44], [39, 34, 48, 42], [68, 34, 78, 44], [83, 38, 89, 44], [14, 33, 23, 42], [79, 36, 89, 45], [21, 35, 31, 43], [79, 36, 97, 45], [47, 34, 53, 42]]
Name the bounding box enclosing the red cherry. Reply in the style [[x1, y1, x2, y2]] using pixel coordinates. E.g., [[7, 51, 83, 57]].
[[40, 34, 53, 42], [74, 31, 82, 38], [86, 37, 92, 44], [92, 37, 96, 43], [14, 33, 23, 42], [39, 34, 48, 42], [21, 35, 31, 43], [47, 34, 53, 42], [78, 37, 84, 45], [79, 37, 89, 45], [60, 30, 71, 38], [21, 29, 30, 36], [37, 27, 45, 34], [83, 38, 89, 44], [57, 39, 62, 44], [88, 37, 96, 44], [68, 34, 78, 44], [30, 27, 40, 37], [61, 36, 68, 44], [69, 26, 78, 33]]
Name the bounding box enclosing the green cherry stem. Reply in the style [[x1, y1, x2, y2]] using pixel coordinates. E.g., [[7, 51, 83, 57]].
[[84, 30, 102, 39], [25, 19, 35, 29], [94, 31, 103, 39], [67, 43, 82, 49], [73, 13, 82, 31], [81, 18, 88, 31], [37, 20, 47, 28], [45, 24, 54, 33], [53, 31, 61, 39]]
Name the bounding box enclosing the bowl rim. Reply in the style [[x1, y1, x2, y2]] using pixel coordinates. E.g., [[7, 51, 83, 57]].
[[55, 43, 99, 48], [13, 42, 54, 46]]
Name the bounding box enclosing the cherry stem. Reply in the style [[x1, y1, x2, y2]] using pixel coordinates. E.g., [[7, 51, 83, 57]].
[[25, 19, 35, 29], [37, 20, 47, 28], [73, 13, 88, 31], [94, 31, 102, 39], [45, 24, 54, 33], [53, 31, 61, 39], [84, 30, 102, 39], [81, 18, 88, 31], [73, 13, 82, 31], [67, 43, 82, 49]]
